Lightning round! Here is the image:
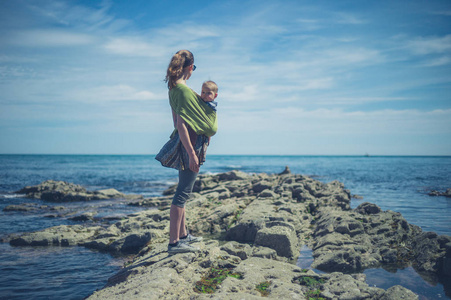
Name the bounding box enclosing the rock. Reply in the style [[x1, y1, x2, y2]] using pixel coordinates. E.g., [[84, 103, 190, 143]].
[[258, 189, 278, 198], [3, 204, 38, 212], [311, 206, 424, 273], [442, 242, 451, 276], [16, 180, 86, 198], [220, 241, 253, 260], [412, 232, 451, 274], [15, 180, 142, 202], [226, 220, 262, 243], [108, 233, 152, 255], [69, 212, 96, 221], [279, 166, 291, 175], [355, 202, 381, 214], [218, 170, 250, 181], [319, 272, 384, 299], [429, 188, 451, 198], [380, 285, 419, 300], [254, 226, 298, 258], [252, 246, 278, 259], [9, 225, 102, 247], [252, 181, 274, 193]]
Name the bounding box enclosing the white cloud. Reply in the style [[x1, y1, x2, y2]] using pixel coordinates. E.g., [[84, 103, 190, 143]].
[[219, 107, 451, 136], [76, 85, 160, 102], [27, 0, 129, 32], [207, 106, 451, 154], [6, 29, 95, 47], [314, 96, 410, 105], [321, 47, 383, 65], [221, 85, 261, 102], [408, 35, 451, 55], [335, 12, 367, 25], [0, 65, 37, 78], [104, 37, 167, 57], [422, 56, 451, 67], [160, 24, 220, 40], [431, 10, 451, 16], [295, 18, 323, 31]]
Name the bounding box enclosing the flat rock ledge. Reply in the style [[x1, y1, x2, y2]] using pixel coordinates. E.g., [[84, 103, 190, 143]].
[[7, 170, 451, 299], [15, 180, 143, 202]]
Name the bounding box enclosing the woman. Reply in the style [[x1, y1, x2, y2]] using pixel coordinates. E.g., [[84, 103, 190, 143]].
[[156, 50, 217, 254]]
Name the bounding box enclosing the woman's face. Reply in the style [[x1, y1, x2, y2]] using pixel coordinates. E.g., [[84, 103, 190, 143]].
[[185, 64, 195, 80], [189, 64, 195, 78]]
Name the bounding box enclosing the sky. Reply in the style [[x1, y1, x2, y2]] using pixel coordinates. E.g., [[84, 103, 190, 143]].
[[0, 0, 450, 155]]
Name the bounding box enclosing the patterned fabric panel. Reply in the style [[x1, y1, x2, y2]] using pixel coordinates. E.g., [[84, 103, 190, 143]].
[[155, 131, 208, 171]]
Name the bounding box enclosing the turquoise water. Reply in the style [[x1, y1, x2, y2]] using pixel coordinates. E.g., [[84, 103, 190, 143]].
[[1, 155, 450, 299]]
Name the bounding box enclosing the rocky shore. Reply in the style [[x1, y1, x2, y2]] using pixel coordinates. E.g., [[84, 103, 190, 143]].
[[5, 169, 451, 299]]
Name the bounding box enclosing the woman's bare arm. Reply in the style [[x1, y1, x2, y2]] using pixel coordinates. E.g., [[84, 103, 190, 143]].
[[172, 109, 177, 128], [176, 114, 199, 172]]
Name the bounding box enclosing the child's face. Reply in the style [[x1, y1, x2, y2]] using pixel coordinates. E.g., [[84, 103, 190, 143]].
[[201, 86, 217, 102]]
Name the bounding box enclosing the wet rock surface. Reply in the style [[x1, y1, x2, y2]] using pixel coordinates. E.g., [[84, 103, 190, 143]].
[[7, 170, 451, 299]]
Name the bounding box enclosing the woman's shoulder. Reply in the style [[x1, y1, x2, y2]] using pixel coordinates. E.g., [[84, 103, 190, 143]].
[[171, 84, 196, 98]]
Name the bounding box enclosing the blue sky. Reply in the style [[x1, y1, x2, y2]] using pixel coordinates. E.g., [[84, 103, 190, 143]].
[[0, 0, 450, 155]]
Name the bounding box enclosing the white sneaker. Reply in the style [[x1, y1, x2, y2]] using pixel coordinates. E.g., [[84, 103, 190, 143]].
[[168, 241, 199, 254], [180, 233, 203, 244]]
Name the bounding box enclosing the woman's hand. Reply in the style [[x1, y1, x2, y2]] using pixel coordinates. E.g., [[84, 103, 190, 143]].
[[188, 151, 200, 173]]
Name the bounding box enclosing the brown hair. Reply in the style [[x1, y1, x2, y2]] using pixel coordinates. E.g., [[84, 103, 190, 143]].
[[164, 50, 194, 90], [202, 81, 218, 93]]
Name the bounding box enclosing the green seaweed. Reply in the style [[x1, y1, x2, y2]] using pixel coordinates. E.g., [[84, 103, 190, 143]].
[[296, 276, 326, 300], [297, 276, 325, 288], [194, 267, 243, 294], [306, 289, 325, 300], [256, 281, 271, 297], [227, 209, 243, 228]]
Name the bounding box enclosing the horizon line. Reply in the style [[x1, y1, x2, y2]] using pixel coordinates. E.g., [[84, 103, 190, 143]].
[[1, 153, 450, 157]]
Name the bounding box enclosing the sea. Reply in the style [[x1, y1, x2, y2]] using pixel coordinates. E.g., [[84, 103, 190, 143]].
[[0, 154, 450, 300]]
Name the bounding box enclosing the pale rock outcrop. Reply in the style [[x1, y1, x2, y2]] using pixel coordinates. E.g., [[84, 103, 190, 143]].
[[16, 180, 142, 202]]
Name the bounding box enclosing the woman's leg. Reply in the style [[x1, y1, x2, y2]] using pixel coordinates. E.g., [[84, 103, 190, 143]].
[[179, 207, 187, 238], [169, 204, 184, 244], [169, 169, 198, 244]]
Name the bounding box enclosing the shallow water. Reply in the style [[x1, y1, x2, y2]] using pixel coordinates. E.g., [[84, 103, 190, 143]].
[[0, 243, 121, 300], [0, 154, 450, 299], [364, 267, 450, 300], [297, 245, 449, 299]]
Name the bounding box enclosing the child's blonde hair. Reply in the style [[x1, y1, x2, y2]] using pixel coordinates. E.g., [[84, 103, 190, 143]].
[[202, 81, 218, 93]]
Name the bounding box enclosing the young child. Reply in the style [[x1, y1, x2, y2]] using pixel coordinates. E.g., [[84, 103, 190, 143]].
[[200, 80, 218, 111], [200, 80, 218, 146]]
